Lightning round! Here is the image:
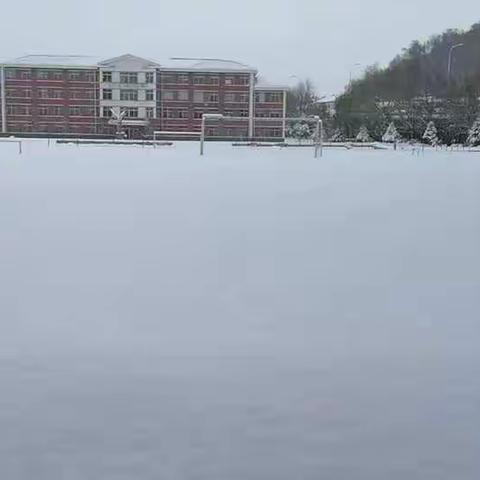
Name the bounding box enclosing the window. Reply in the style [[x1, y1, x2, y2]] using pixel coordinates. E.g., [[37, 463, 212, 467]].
[[103, 107, 113, 118], [193, 91, 218, 103], [163, 109, 188, 119], [102, 71, 112, 83], [6, 105, 30, 115], [145, 107, 155, 119], [224, 93, 249, 103], [163, 75, 176, 84], [120, 72, 138, 84], [49, 106, 63, 116], [259, 92, 283, 103], [38, 106, 49, 116], [225, 75, 249, 86], [145, 90, 154, 101], [38, 70, 50, 80], [205, 92, 218, 103], [70, 106, 93, 116], [163, 90, 175, 101], [120, 89, 138, 101], [193, 75, 219, 86], [20, 70, 32, 80], [178, 74, 189, 84], [103, 89, 113, 100], [52, 71, 63, 81], [69, 71, 81, 81], [85, 72, 95, 82], [6, 69, 16, 79], [194, 111, 203, 119], [177, 90, 189, 101], [193, 91, 203, 103], [145, 72, 155, 84], [270, 112, 282, 118], [38, 89, 63, 99], [124, 107, 138, 118]]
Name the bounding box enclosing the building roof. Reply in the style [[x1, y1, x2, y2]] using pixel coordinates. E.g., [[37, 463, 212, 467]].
[[163, 57, 257, 73], [2, 54, 102, 68], [255, 80, 289, 91], [98, 54, 160, 69]]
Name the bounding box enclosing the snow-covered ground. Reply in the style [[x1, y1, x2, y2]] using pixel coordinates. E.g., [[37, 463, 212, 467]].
[[1, 140, 479, 479]]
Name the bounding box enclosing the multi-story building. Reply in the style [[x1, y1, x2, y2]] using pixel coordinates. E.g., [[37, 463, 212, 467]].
[[0, 54, 288, 140]]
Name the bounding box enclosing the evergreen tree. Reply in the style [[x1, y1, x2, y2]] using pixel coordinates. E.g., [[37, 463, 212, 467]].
[[287, 122, 312, 143], [356, 125, 372, 143], [330, 129, 346, 142], [382, 122, 401, 143], [423, 121, 440, 146], [466, 118, 480, 146]]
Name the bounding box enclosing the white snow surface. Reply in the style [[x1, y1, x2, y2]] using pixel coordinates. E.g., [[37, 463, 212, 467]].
[[1, 141, 479, 479]]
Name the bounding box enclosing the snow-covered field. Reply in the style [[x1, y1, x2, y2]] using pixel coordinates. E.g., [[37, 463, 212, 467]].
[[1, 140, 479, 479]]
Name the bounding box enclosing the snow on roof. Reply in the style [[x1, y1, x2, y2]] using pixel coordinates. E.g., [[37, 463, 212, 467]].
[[163, 57, 257, 73], [98, 54, 160, 68], [3, 55, 102, 68], [255, 80, 289, 91], [319, 94, 337, 103]]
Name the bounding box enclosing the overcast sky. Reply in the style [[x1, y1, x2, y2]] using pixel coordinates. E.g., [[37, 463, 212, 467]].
[[1, 0, 478, 94]]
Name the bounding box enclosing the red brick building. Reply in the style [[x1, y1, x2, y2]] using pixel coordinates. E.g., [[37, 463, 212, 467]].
[[0, 54, 287, 140]]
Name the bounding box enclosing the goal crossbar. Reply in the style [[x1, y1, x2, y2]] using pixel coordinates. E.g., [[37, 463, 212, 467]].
[[200, 115, 323, 158]]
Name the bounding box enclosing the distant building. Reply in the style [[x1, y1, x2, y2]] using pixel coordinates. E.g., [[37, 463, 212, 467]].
[[319, 95, 337, 116], [0, 54, 288, 139]]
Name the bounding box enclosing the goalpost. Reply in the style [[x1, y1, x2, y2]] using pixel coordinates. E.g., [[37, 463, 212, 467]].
[[200, 114, 323, 158]]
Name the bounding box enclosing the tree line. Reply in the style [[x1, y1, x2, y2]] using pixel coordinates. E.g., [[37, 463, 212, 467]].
[[287, 21, 480, 145]]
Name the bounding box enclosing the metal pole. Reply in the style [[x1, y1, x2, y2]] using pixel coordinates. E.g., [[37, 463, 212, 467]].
[[448, 44, 464, 84], [314, 117, 320, 159], [200, 115, 205, 156], [1, 65, 6, 134], [320, 119, 323, 157]]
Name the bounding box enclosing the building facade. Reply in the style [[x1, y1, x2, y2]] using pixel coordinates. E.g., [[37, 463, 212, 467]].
[[0, 54, 287, 139]]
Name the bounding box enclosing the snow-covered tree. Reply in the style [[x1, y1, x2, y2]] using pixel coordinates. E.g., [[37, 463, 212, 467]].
[[423, 121, 440, 146], [466, 118, 480, 147], [330, 129, 346, 142], [356, 125, 372, 143], [287, 122, 312, 143], [382, 122, 401, 143]]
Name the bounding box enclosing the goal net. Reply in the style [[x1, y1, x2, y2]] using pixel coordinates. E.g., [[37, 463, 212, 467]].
[[200, 114, 323, 157]]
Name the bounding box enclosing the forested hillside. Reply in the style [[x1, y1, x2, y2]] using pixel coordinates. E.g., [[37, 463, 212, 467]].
[[334, 22, 480, 142]]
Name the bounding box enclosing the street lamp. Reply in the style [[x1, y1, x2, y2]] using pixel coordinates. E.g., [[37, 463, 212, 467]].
[[448, 43, 464, 83], [349, 63, 362, 86]]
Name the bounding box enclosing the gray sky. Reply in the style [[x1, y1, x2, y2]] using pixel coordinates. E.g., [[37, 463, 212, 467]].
[[1, 0, 478, 94]]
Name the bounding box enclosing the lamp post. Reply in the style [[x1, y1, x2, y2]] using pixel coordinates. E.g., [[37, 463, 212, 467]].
[[349, 63, 362, 88], [448, 43, 464, 84]]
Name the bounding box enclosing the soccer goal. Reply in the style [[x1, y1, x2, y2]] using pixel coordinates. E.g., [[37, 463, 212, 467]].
[[200, 114, 324, 158]]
